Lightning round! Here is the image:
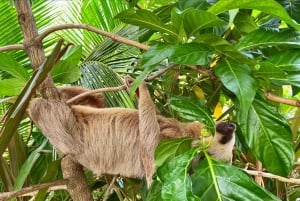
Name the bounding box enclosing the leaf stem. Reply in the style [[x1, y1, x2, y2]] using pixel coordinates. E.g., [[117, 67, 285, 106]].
[[204, 151, 222, 201]]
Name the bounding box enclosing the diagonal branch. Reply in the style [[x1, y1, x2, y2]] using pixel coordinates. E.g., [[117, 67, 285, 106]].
[[265, 91, 300, 107], [37, 24, 150, 51], [243, 169, 300, 184]]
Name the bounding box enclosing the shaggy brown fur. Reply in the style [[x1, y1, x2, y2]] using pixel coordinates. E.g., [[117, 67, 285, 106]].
[[58, 86, 105, 108], [28, 83, 234, 186]]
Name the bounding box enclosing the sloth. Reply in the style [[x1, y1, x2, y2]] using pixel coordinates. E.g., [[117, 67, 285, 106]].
[[27, 82, 236, 186], [58, 86, 105, 108]]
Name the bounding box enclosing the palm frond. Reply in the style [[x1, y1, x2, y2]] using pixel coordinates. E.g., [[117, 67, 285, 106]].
[[77, 61, 136, 108]]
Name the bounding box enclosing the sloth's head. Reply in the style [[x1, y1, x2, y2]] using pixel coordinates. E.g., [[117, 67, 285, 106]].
[[215, 122, 236, 144], [205, 121, 236, 163]]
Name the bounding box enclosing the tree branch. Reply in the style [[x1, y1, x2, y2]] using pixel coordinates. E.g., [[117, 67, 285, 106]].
[[0, 180, 67, 200], [0, 44, 24, 52], [243, 169, 300, 185], [37, 24, 150, 51], [67, 64, 178, 104], [265, 91, 300, 107], [15, 1, 93, 200], [67, 85, 127, 105]]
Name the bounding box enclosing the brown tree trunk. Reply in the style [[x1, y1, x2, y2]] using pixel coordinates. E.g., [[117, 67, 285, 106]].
[[15, 1, 93, 200]]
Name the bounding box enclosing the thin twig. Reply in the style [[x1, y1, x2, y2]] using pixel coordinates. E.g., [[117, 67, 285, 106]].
[[0, 44, 24, 52], [243, 169, 300, 184], [145, 64, 178, 82], [265, 91, 300, 107], [103, 176, 117, 201], [0, 179, 68, 200], [67, 85, 127, 105], [37, 24, 150, 51], [254, 161, 264, 187], [67, 64, 178, 104]]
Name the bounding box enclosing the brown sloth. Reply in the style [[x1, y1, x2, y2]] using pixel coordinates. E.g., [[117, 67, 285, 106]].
[[28, 82, 235, 186]]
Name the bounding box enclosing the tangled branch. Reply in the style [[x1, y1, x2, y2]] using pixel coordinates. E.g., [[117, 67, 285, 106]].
[[243, 169, 300, 185]]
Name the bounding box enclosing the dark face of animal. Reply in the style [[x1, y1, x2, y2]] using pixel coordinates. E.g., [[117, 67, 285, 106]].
[[216, 122, 236, 144]]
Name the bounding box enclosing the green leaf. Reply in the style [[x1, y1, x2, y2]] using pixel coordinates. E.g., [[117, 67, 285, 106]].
[[169, 97, 215, 135], [61, 45, 82, 63], [51, 60, 81, 83], [272, 72, 300, 87], [267, 50, 300, 71], [146, 180, 163, 201], [195, 34, 251, 64], [116, 9, 179, 37], [233, 12, 258, 34], [255, 62, 287, 83], [130, 43, 173, 95], [14, 140, 47, 190], [79, 61, 136, 108], [158, 150, 200, 201], [35, 159, 60, 200], [0, 53, 30, 81], [192, 159, 281, 201], [241, 96, 294, 176], [142, 43, 173, 68], [51, 45, 82, 84], [170, 8, 185, 39], [277, 0, 300, 24], [208, 0, 300, 30], [183, 9, 226, 37], [236, 29, 300, 50], [178, 0, 211, 11], [0, 78, 26, 96], [155, 138, 194, 167], [170, 43, 212, 65], [214, 60, 258, 125]]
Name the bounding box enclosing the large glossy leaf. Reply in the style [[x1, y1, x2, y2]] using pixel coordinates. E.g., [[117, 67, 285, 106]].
[[146, 180, 163, 201], [170, 43, 213, 65], [157, 150, 200, 201], [0, 53, 30, 81], [255, 62, 287, 84], [183, 9, 226, 37], [208, 0, 300, 30], [278, 0, 300, 24], [51, 60, 81, 84], [116, 9, 178, 37], [267, 50, 300, 71], [236, 29, 300, 50], [155, 137, 194, 167], [191, 158, 281, 201], [130, 43, 174, 94], [141, 43, 173, 68], [241, 96, 294, 176], [233, 12, 258, 34], [178, 0, 211, 11], [214, 60, 258, 125], [133, 42, 213, 92], [51, 45, 82, 84], [169, 97, 215, 135], [0, 78, 26, 96], [195, 34, 251, 64]]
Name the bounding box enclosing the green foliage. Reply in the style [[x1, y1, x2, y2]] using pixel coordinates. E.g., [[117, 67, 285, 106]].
[[0, 0, 300, 200], [116, 0, 300, 200]]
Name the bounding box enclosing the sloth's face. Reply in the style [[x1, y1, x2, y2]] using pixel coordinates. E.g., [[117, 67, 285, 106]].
[[215, 122, 236, 145]]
